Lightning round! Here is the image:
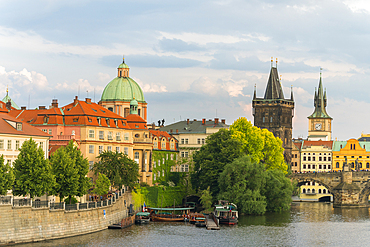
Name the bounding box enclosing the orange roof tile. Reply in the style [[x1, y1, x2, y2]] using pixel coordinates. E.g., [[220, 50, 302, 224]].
[[0, 113, 51, 137], [302, 140, 333, 149]]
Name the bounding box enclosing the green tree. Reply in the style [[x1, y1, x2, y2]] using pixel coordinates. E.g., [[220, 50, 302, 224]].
[[13, 138, 54, 198], [50, 147, 79, 203], [230, 117, 287, 172], [191, 129, 243, 197], [64, 141, 91, 197], [218, 155, 267, 215], [93, 173, 111, 198], [200, 186, 213, 212], [0, 155, 14, 195], [94, 151, 139, 189], [263, 169, 293, 212]]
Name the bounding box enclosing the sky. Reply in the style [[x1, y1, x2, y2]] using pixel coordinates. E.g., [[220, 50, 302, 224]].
[[1, 0, 370, 140]]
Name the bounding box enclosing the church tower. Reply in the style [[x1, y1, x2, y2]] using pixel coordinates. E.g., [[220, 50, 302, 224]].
[[252, 58, 295, 164], [307, 69, 332, 141]]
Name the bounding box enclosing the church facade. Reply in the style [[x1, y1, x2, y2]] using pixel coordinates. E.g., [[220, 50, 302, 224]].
[[252, 62, 294, 164]]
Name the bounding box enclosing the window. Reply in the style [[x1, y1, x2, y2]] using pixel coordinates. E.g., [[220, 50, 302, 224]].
[[308, 164, 311, 169], [312, 164, 315, 169], [323, 165, 326, 169], [88, 130, 95, 138], [359, 156, 362, 158], [7, 140, 11, 150], [161, 142, 166, 149], [171, 154, 174, 160], [145, 153, 148, 165], [181, 164, 189, 172], [367, 163, 370, 169], [319, 165, 322, 169], [328, 157, 331, 161], [108, 132, 113, 140], [263, 117, 265, 123], [15, 140, 20, 150], [181, 151, 189, 158], [328, 165, 331, 169], [158, 160, 160, 167], [116, 132, 121, 141], [154, 173, 156, 181], [99, 146, 103, 154], [116, 147, 120, 153], [124, 147, 129, 155], [107, 146, 112, 152], [308, 157, 311, 161], [202, 138, 205, 144], [134, 152, 140, 164], [89, 145, 94, 154], [154, 142, 158, 148], [153, 161, 156, 168], [323, 157, 326, 161], [302, 188, 306, 194], [16, 123, 22, 131], [181, 139, 184, 144], [99, 131, 104, 140], [312, 157, 315, 161], [185, 139, 188, 144], [0, 140, 3, 149], [303, 164, 306, 169], [170, 142, 174, 149], [197, 138, 201, 144], [162, 158, 165, 164], [89, 161, 94, 170], [42, 129, 47, 133], [303, 156, 306, 161], [270, 117, 272, 122], [319, 157, 322, 161], [48, 129, 52, 135], [39, 142, 43, 150], [124, 133, 129, 141]]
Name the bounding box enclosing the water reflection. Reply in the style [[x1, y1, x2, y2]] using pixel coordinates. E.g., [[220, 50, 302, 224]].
[[21, 202, 370, 247]]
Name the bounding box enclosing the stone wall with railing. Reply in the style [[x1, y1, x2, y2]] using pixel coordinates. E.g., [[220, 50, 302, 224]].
[[0, 189, 132, 245]]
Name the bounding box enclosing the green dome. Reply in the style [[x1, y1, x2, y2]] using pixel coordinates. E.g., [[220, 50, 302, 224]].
[[101, 77, 145, 102], [118, 62, 129, 69]]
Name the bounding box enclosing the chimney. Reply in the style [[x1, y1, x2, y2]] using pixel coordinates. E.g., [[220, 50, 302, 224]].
[[85, 98, 91, 103], [21, 106, 26, 110], [202, 119, 205, 125], [214, 118, 219, 124], [6, 100, 11, 110], [39, 106, 46, 110], [187, 119, 189, 125], [193, 119, 197, 121], [176, 129, 178, 133], [221, 119, 225, 124], [74, 96, 78, 105], [51, 99, 58, 108]]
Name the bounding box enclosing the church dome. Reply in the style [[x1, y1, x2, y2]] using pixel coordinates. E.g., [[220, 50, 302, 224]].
[[101, 59, 145, 103]]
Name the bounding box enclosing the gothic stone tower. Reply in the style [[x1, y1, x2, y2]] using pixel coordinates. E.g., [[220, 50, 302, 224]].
[[252, 61, 294, 164], [307, 70, 332, 141]]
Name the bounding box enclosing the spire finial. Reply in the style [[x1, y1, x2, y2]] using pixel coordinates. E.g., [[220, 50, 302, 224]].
[[276, 58, 278, 68], [320, 67, 322, 78], [123, 55, 125, 63], [6, 85, 8, 95], [271, 57, 273, 68]]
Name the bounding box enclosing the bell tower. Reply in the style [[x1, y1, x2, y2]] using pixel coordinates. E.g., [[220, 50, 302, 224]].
[[308, 69, 332, 141], [252, 58, 295, 164]]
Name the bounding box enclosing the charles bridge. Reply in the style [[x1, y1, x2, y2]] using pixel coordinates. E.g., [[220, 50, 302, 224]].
[[290, 164, 370, 208]]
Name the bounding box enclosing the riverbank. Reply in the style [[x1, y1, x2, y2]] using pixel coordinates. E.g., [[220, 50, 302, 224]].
[[0, 190, 132, 246]]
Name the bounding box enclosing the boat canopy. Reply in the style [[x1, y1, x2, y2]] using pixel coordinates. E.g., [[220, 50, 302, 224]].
[[147, 207, 194, 211], [136, 212, 150, 216]]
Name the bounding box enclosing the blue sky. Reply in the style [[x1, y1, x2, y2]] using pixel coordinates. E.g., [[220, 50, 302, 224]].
[[1, 0, 370, 140]]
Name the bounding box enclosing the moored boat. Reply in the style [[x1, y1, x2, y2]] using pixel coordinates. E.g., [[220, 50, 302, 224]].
[[213, 200, 238, 225], [148, 206, 194, 222], [135, 212, 151, 224], [188, 213, 205, 224]]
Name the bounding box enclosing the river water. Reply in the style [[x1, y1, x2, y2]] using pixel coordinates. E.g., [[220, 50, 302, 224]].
[[23, 202, 370, 247]]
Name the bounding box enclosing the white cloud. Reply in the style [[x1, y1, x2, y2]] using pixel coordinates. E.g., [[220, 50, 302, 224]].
[[134, 77, 167, 93]]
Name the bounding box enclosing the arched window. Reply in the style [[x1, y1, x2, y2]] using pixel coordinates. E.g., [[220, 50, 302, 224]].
[[302, 188, 306, 194], [108, 107, 113, 112], [323, 189, 327, 194], [307, 189, 311, 193], [318, 189, 322, 194], [359, 162, 362, 168], [367, 163, 369, 169], [312, 189, 316, 194]]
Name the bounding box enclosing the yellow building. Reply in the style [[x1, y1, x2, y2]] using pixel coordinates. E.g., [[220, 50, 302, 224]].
[[332, 139, 370, 171], [300, 181, 332, 202]]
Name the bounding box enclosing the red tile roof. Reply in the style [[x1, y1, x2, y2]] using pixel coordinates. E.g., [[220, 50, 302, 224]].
[[0, 113, 51, 137], [126, 114, 147, 129], [302, 140, 333, 149]]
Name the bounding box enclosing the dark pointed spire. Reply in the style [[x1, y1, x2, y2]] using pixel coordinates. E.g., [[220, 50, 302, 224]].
[[308, 68, 332, 119], [263, 66, 284, 99], [253, 84, 257, 99], [290, 85, 294, 101]]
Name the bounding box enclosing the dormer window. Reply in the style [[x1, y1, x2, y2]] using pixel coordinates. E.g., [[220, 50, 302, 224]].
[[44, 116, 49, 123], [16, 122, 22, 131]]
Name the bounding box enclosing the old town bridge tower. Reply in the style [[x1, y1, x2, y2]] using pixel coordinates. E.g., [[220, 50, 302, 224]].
[[252, 59, 294, 164]]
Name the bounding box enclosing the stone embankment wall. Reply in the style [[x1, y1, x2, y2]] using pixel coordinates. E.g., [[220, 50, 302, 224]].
[[0, 192, 132, 245]]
